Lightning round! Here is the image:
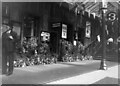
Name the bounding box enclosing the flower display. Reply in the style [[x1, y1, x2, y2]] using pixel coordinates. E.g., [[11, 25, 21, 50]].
[[14, 37, 92, 67], [14, 38, 58, 67]]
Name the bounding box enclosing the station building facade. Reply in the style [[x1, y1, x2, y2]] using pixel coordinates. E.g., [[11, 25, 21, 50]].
[[2, 2, 102, 61]]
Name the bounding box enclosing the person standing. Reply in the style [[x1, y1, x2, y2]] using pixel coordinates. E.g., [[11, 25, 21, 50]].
[[2, 24, 17, 75], [2, 25, 9, 75]]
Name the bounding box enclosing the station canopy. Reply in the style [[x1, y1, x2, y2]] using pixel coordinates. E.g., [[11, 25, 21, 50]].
[[62, 0, 120, 17]]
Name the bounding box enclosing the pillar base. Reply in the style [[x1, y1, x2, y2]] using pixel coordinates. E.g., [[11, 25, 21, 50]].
[[99, 59, 107, 70]]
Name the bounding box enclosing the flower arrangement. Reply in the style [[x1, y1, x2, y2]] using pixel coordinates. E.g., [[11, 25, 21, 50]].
[[14, 37, 93, 67], [14, 38, 58, 67], [61, 40, 91, 62]]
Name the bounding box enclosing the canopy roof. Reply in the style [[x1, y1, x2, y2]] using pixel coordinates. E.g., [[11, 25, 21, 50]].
[[63, 0, 120, 16]]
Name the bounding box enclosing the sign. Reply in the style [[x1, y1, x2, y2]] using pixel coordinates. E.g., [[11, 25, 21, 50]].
[[62, 24, 67, 39], [107, 12, 117, 22], [97, 35, 100, 42], [73, 40, 77, 46], [41, 32, 50, 41], [85, 21, 91, 38], [52, 23, 61, 27]]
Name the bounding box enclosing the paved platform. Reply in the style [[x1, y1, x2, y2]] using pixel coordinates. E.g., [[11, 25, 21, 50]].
[[47, 65, 119, 84], [0, 60, 119, 85]]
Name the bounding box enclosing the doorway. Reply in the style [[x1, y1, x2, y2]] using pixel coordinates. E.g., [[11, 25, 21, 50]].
[[78, 28, 85, 45], [50, 32, 59, 54]]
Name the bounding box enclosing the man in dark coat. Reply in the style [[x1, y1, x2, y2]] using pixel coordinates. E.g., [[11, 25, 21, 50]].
[[2, 24, 17, 75]]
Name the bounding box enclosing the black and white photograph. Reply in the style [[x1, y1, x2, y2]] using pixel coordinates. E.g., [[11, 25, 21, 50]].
[[0, 0, 120, 85]]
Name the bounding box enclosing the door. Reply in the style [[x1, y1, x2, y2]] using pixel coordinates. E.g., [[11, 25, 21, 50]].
[[50, 32, 58, 54]]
